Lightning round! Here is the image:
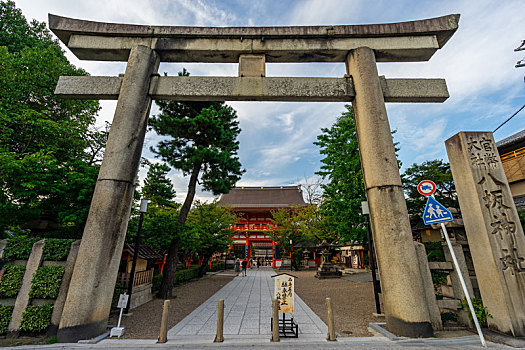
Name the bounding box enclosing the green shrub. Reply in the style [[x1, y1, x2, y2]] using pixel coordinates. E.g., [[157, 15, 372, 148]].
[[423, 241, 445, 262], [152, 274, 162, 292], [0, 265, 26, 298], [175, 266, 199, 284], [43, 239, 75, 261], [459, 297, 492, 327], [2, 238, 40, 262], [19, 304, 53, 333], [29, 266, 65, 299], [431, 270, 448, 285], [440, 311, 458, 323], [0, 305, 14, 334]]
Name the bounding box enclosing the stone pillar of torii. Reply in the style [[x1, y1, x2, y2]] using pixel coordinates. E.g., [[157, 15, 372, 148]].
[[49, 14, 463, 342]]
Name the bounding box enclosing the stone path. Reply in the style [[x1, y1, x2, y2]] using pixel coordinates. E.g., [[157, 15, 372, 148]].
[[166, 268, 328, 341]]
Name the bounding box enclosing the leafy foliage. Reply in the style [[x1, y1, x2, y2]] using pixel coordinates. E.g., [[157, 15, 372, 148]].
[[19, 304, 53, 333], [423, 241, 445, 262], [459, 297, 492, 327], [29, 266, 64, 299], [141, 162, 177, 208], [2, 237, 40, 261], [42, 239, 75, 261], [185, 201, 236, 276], [402, 159, 458, 219], [314, 105, 366, 243], [0, 305, 14, 334], [0, 1, 101, 234], [0, 264, 25, 298]]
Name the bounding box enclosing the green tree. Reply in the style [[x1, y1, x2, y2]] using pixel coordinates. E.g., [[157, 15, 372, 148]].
[[141, 162, 177, 208], [402, 159, 458, 219], [0, 1, 101, 235], [150, 69, 244, 298], [186, 201, 237, 277], [314, 105, 366, 244]]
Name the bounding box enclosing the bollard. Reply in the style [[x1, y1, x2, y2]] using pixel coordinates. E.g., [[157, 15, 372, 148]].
[[271, 299, 280, 342], [214, 299, 224, 342], [158, 300, 170, 343], [326, 297, 336, 341]]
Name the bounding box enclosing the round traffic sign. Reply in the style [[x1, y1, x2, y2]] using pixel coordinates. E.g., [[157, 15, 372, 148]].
[[417, 180, 436, 196]]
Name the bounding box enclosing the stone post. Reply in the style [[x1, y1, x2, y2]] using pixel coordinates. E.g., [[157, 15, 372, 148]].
[[442, 241, 474, 328], [8, 240, 45, 336], [57, 45, 159, 343], [346, 47, 432, 337], [414, 242, 443, 331], [446, 131, 525, 336], [48, 240, 81, 337]]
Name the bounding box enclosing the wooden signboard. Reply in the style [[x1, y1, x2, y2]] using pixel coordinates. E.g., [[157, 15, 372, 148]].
[[274, 274, 294, 313]]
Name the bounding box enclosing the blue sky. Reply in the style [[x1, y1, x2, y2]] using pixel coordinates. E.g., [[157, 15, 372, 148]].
[[15, 0, 525, 202]]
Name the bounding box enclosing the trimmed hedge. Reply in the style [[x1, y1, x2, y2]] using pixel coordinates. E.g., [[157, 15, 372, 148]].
[[2, 238, 40, 262], [19, 304, 53, 333], [43, 239, 75, 261], [175, 266, 200, 284], [0, 305, 14, 334], [29, 266, 65, 299], [0, 265, 25, 298]]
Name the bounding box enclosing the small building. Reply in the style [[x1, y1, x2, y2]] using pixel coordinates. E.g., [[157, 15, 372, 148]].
[[497, 130, 525, 208], [218, 186, 307, 268], [117, 243, 164, 309]]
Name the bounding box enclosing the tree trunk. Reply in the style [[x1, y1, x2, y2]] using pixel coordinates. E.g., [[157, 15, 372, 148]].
[[158, 162, 201, 299], [198, 255, 211, 277]]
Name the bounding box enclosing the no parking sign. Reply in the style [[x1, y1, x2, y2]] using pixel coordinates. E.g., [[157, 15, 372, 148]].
[[417, 180, 436, 196]]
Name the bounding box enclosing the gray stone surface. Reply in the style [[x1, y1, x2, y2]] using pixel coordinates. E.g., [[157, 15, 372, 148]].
[[238, 54, 265, 77], [414, 242, 443, 331], [57, 45, 160, 343], [347, 47, 432, 337], [167, 268, 327, 341], [8, 239, 45, 333], [55, 76, 449, 103], [446, 131, 525, 337], [442, 241, 474, 328], [48, 240, 80, 336], [48, 14, 459, 62], [0, 239, 7, 258]]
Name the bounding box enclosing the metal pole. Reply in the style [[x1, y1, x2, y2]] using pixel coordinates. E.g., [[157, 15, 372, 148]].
[[365, 214, 381, 314], [440, 222, 486, 347], [125, 211, 144, 314]]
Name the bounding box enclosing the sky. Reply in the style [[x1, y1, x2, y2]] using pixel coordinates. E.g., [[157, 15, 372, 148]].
[[13, 0, 525, 203]]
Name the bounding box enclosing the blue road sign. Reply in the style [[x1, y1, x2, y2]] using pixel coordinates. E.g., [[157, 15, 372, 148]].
[[423, 196, 454, 225]]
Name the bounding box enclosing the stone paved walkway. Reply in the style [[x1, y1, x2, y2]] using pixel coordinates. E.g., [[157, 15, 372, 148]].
[[167, 268, 328, 341]]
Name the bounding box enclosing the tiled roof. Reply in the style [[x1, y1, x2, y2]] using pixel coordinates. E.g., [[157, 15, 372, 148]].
[[496, 129, 525, 149], [123, 244, 164, 260], [218, 186, 306, 208]]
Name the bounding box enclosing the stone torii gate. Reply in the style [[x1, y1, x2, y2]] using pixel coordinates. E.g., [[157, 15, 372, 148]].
[[48, 14, 459, 342]]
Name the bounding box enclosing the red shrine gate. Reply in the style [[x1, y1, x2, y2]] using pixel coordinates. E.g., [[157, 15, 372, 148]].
[[219, 186, 307, 267]]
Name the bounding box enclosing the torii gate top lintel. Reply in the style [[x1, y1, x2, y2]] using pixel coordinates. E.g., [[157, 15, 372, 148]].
[[48, 13, 459, 63]]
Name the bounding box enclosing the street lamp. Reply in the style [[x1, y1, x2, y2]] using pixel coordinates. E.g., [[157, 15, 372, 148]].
[[125, 198, 148, 314]]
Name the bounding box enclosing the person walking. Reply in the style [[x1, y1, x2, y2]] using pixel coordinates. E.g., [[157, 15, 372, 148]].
[[241, 259, 247, 277]]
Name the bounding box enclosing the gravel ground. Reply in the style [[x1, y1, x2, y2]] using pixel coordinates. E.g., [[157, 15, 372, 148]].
[[293, 269, 382, 337], [108, 272, 236, 339]]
